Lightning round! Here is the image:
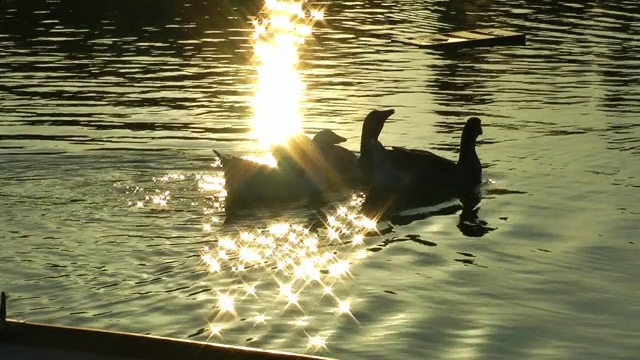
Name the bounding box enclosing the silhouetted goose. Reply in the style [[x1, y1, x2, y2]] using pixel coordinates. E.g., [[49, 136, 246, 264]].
[[213, 148, 315, 212], [311, 129, 362, 188], [271, 129, 362, 191], [357, 109, 397, 178], [360, 116, 484, 218], [214, 128, 359, 212]]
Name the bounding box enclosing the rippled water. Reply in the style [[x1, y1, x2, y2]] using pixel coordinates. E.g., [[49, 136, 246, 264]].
[[1, 0, 639, 358]]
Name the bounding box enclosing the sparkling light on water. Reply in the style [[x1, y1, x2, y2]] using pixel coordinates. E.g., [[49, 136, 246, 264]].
[[307, 334, 328, 351], [194, 1, 378, 353], [208, 323, 224, 339], [218, 293, 237, 315], [199, 194, 377, 352]]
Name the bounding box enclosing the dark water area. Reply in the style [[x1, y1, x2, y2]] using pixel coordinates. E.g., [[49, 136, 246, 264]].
[[1, 0, 639, 359]]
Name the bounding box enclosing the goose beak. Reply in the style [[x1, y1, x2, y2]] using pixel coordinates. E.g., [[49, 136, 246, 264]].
[[334, 133, 347, 143], [381, 109, 395, 120]]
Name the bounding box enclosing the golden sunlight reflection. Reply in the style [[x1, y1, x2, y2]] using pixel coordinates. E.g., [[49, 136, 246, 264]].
[[218, 293, 236, 315], [241, 154, 278, 168], [197, 174, 226, 193], [307, 334, 328, 351], [208, 323, 224, 339], [254, 313, 267, 324], [352, 234, 364, 245], [245, 283, 258, 297], [337, 298, 351, 314], [286, 292, 300, 310], [337, 297, 358, 323], [328, 260, 351, 278], [127, 189, 169, 208], [250, 0, 324, 148], [199, 193, 380, 352]]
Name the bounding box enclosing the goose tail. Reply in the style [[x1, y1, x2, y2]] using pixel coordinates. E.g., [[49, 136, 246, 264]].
[[212, 149, 225, 160], [212, 149, 232, 169]]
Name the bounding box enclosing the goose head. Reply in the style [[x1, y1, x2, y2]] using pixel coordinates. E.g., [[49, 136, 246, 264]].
[[360, 109, 395, 154], [461, 117, 483, 143], [312, 129, 347, 146], [459, 117, 483, 156]]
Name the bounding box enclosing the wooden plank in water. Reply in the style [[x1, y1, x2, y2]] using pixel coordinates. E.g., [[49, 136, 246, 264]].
[[394, 28, 526, 50]]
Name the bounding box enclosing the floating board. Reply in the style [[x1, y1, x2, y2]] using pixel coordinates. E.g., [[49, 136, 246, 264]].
[[394, 28, 526, 50], [0, 293, 329, 360]]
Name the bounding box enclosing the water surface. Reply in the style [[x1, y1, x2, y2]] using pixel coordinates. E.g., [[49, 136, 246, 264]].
[[1, 0, 639, 359]]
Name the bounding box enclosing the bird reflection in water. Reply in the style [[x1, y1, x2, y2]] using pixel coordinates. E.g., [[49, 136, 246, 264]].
[[383, 185, 495, 237]]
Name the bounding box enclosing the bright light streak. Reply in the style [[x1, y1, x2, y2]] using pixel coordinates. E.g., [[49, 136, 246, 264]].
[[338, 299, 351, 314], [219, 238, 237, 251], [245, 284, 258, 297], [209, 324, 223, 338], [328, 260, 350, 277], [218, 294, 235, 314], [239, 246, 262, 263], [250, 0, 321, 147], [241, 154, 278, 167], [352, 234, 364, 245], [269, 223, 291, 237], [279, 282, 293, 297], [288, 292, 299, 305], [254, 313, 267, 324], [307, 334, 328, 351], [310, 10, 324, 20]]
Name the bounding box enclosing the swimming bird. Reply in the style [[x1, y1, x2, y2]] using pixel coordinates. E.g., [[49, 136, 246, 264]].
[[360, 115, 484, 218], [271, 129, 362, 191], [214, 127, 359, 213], [213, 148, 316, 214], [213, 109, 402, 214], [357, 109, 397, 177], [311, 129, 362, 188]]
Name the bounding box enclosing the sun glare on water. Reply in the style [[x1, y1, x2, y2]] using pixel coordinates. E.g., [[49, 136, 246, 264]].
[[193, 2, 385, 353], [250, 0, 324, 148], [199, 193, 379, 352]]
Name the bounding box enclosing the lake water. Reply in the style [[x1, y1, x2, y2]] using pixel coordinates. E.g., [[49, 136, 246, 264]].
[[1, 0, 639, 358]]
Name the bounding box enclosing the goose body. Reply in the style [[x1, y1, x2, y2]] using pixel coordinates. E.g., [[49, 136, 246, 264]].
[[214, 128, 360, 212], [272, 130, 362, 191], [311, 129, 362, 188], [213, 149, 315, 212]]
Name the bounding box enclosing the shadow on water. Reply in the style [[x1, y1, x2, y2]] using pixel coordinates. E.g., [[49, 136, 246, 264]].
[[367, 234, 437, 253], [389, 188, 495, 237], [363, 176, 496, 237], [426, 0, 499, 117], [432, 0, 495, 33], [15, 119, 250, 135], [595, 2, 639, 116]]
